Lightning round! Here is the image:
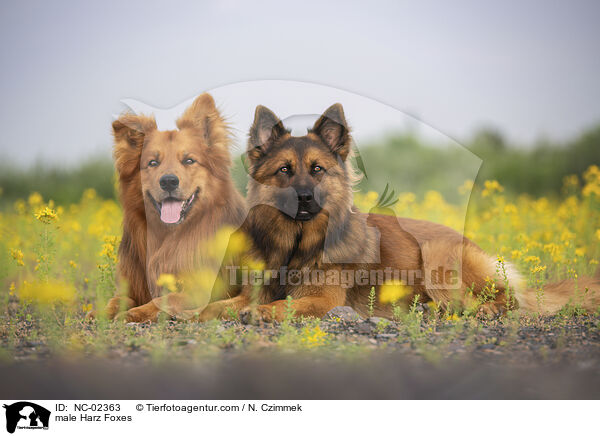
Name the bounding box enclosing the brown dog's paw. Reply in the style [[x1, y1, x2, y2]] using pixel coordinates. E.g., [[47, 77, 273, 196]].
[[175, 309, 202, 322], [239, 305, 279, 324], [192, 303, 228, 322], [114, 306, 159, 323], [477, 302, 505, 318], [85, 310, 97, 322]]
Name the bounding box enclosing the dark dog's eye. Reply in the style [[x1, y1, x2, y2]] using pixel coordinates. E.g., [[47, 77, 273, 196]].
[[313, 165, 323, 173], [148, 159, 159, 167], [279, 166, 290, 174], [183, 158, 195, 165]]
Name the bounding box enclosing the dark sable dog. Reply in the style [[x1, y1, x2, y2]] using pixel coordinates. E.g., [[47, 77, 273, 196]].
[[196, 103, 600, 322]]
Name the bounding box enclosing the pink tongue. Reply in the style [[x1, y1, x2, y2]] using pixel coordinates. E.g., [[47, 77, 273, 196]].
[[160, 199, 183, 224]]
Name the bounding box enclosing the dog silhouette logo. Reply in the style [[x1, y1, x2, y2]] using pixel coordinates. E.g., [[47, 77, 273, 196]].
[[3, 402, 50, 433]]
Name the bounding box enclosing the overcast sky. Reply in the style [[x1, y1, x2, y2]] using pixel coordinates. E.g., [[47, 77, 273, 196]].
[[0, 0, 599, 166]]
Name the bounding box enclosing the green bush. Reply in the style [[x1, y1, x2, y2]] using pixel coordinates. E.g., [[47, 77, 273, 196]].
[[1, 124, 598, 206]]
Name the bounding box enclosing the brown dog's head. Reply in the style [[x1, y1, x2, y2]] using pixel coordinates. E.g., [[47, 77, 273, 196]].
[[113, 93, 233, 227], [246, 103, 355, 222]]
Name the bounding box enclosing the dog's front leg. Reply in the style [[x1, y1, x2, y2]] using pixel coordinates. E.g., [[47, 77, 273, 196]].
[[86, 296, 136, 321], [115, 292, 194, 322], [240, 287, 346, 323], [177, 294, 251, 322]]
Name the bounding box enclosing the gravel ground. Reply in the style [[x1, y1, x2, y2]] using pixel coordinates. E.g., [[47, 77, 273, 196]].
[[1, 306, 599, 399]]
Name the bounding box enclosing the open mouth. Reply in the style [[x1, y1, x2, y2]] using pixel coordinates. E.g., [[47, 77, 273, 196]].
[[148, 188, 199, 225], [295, 210, 315, 221]]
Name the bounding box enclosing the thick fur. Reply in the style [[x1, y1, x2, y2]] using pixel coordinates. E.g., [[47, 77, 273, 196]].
[[100, 93, 246, 322], [207, 103, 600, 322]]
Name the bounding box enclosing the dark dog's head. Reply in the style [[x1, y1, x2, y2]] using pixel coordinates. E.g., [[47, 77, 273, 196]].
[[113, 93, 233, 227], [245, 103, 355, 222]]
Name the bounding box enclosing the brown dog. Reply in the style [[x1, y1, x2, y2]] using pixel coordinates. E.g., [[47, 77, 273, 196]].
[[98, 93, 246, 322], [203, 103, 600, 322]]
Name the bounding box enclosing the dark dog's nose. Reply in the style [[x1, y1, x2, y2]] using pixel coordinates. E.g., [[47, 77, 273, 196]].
[[159, 174, 179, 192], [297, 188, 313, 203]]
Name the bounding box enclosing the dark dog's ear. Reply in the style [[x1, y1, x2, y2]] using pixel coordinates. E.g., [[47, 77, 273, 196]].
[[311, 103, 351, 160], [177, 93, 229, 148], [112, 114, 156, 177], [247, 105, 288, 160]]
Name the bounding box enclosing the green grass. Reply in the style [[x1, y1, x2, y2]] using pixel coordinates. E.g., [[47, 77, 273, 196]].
[[1, 123, 599, 206]]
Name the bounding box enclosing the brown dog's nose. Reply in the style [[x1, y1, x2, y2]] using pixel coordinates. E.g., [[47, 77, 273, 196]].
[[159, 174, 179, 192]]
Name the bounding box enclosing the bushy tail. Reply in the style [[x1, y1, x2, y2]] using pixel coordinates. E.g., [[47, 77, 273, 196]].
[[514, 276, 600, 314]]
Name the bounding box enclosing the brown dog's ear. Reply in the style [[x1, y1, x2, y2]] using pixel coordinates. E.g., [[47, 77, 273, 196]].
[[112, 114, 156, 149], [311, 103, 351, 160], [112, 114, 156, 177], [177, 93, 229, 147], [247, 105, 288, 160]]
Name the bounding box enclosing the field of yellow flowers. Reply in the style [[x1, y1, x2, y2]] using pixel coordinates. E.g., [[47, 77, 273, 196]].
[[0, 165, 599, 364]]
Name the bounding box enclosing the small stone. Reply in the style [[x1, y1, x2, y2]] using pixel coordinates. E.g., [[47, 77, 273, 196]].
[[375, 333, 398, 340], [356, 322, 372, 334], [367, 317, 386, 326], [324, 306, 363, 322]]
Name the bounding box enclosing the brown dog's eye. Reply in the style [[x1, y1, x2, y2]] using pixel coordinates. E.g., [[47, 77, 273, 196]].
[[183, 158, 195, 165], [148, 159, 159, 167], [279, 166, 290, 174]]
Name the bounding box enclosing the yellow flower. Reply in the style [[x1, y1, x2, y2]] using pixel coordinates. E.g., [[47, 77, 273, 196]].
[[19, 280, 76, 304], [482, 180, 504, 197], [156, 273, 178, 293], [82, 303, 92, 312], [379, 280, 412, 304], [245, 258, 266, 272], [69, 260, 78, 269], [560, 229, 575, 242], [10, 248, 25, 266], [28, 192, 43, 207], [446, 313, 459, 322], [397, 192, 416, 210], [426, 301, 439, 312], [35, 206, 58, 224], [82, 188, 97, 201], [524, 255, 541, 264], [596, 229, 600, 241], [530, 265, 547, 274], [14, 199, 26, 214], [227, 231, 249, 254], [511, 250, 522, 260], [365, 190, 379, 204], [99, 236, 118, 263], [562, 174, 579, 190], [9, 282, 16, 296], [301, 325, 327, 348], [458, 179, 474, 196], [503, 203, 518, 214], [582, 165, 600, 197]]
